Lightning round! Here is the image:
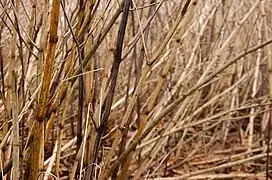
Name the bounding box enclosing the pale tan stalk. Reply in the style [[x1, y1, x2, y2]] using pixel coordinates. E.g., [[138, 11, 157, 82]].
[[248, 20, 262, 151], [79, 103, 91, 180], [3, 0, 20, 177], [11, 70, 19, 179]]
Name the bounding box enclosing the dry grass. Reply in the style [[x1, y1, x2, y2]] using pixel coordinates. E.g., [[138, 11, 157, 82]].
[[1, 0, 272, 179]]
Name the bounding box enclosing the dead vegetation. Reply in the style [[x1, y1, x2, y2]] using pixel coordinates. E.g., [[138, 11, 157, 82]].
[[1, 0, 272, 179]]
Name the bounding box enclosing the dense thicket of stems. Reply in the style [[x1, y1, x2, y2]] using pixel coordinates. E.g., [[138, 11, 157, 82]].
[[1, 0, 272, 179]]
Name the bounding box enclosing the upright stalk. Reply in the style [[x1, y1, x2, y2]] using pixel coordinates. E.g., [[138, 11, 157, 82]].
[[29, 0, 61, 179], [12, 70, 19, 179], [86, 0, 132, 178]]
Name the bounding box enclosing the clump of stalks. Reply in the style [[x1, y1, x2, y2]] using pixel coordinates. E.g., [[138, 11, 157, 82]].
[[1, 0, 272, 179]]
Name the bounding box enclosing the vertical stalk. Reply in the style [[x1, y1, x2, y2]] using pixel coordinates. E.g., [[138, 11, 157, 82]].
[[12, 70, 19, 179], [29, 0, 61, 179], [0, 0, 9, 143], [4, 0, 20, 175], [37, 0, 49, 88], [112, 3, 137, 179], [86, 0, 132, 179], [77, 0, 85, 163], [84, 0, 96, 166]]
